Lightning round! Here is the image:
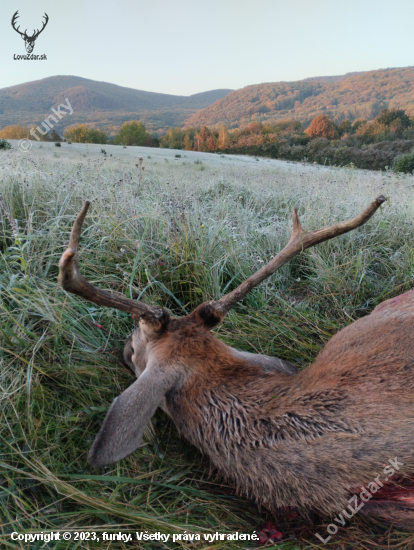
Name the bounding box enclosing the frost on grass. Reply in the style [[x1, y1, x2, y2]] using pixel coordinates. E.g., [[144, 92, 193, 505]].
[[0, 141, 414, 548]]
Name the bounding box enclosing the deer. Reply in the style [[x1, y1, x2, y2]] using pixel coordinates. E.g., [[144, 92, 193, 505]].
[[58, 196, 414, 537], [11, 11, 49, 54]]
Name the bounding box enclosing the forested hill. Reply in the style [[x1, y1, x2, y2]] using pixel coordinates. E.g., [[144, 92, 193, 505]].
[[184, 66, 414, 129], [0, 75, 232, 134]]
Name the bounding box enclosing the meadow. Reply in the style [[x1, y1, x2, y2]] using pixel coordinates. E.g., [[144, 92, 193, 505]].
[[1, 140, 414, 549]]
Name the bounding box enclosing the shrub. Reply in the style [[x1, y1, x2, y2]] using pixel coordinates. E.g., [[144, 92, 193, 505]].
[[0, 139, 11, 150], [55, 142, 61, 147], [393, 150, 414, 174]]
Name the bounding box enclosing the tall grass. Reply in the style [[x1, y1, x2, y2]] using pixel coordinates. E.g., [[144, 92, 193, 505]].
[[1, 142, 414, 548]]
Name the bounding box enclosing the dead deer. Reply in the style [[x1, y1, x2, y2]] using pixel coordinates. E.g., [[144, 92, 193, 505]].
[[58, 196, 414, 533]]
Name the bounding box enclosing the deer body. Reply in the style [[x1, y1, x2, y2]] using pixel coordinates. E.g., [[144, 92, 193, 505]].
[[58, 196, 414, 528], [123, 293, 414, 517]]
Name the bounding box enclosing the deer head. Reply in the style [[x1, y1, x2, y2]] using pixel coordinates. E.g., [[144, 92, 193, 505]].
[[58, 197, 386, 468], [58, 196, 414, 530], [12, 11, 49, 53]]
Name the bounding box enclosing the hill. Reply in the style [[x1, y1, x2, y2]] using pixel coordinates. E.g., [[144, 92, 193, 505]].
[[184, 66, 414, 129], [0, 75, 233, 135]]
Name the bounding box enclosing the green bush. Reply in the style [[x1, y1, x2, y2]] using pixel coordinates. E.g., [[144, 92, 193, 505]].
[[113, 121, 150, 146], [393, 149, 414, 174], [0, 138, 11, 150], [54, 142, 61, 147]]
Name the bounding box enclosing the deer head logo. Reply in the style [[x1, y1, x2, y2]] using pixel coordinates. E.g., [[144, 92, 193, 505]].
[[11, 11, 49, 54]]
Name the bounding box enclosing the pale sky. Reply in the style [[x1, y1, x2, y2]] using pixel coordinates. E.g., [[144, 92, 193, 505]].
[[1, 0, 413, 95]]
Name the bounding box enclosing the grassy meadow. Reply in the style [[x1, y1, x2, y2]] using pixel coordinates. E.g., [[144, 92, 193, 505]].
[[1, 140, 414, 549]]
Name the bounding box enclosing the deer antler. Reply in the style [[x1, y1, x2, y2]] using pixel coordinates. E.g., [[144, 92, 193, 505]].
[[11, 11, 25, 37], [31, 13, 49, 40], [58, 202, 165, 324], [213, 196, 386, 313]]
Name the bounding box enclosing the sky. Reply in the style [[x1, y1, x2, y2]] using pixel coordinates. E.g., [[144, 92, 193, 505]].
[[0, 0, 413, 96]]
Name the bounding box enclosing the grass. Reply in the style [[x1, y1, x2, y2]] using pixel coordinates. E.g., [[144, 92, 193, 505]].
[[0, 141, 414, 549]]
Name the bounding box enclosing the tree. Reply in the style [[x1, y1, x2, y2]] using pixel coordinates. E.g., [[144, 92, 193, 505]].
[[184, 132, 194, 150], [305, 115, 336, 140], [208, 135, 217, 151], [352, 119, 367, 133], [64, 125, 107, 144], [0, 125, 30, 140], [50, 129, 62, 142], [160, 127, 184, 149], [113, 121, 150, 146], [376, 109, 410, 129], [245, 121, 262, 134], [217, 125, 230, 149], [337, 119, 352, 137], [87, 128, 107, 144], [64, 125, 91, 143]]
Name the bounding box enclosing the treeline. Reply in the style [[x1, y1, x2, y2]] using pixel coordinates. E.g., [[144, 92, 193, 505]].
[[0, 120, 159, 147], [0, 125, 62, 142], [160, 109, 414, 171], [65, 121, 159, 146]]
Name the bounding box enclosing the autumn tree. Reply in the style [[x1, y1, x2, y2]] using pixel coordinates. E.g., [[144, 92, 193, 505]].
[[64, 125, 90, 143], [64, 125, 107, 144], [184, 132, 194, 150], [217, 125, 230, 149], [245, 121, 262, 134], [160, 127, 184, 149], [352, 119, 367, 133], [113, 121, 149, 146], [0, 125, 30, 140], [305, 115, 336, 139], [208, 135, 217, 151]]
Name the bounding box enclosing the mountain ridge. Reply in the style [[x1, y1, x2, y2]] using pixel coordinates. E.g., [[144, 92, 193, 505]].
[[184, 66, 414, 129], [0, 75, 233, 134], [2, 67, 414, 136]]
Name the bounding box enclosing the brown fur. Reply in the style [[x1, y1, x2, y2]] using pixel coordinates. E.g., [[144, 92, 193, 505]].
[[117, 291, 414, 525]]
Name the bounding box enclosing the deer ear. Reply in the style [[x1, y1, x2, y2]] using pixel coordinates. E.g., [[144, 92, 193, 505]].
[[139, 311, 170, 341], [88, 363, 179, 467]]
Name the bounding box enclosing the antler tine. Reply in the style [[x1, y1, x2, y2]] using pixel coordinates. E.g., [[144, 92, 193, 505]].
[[32, 13, 49, 39], [214, 195, 386, 313], [58, 201, 165, 323], [11, 11, 25, 36]]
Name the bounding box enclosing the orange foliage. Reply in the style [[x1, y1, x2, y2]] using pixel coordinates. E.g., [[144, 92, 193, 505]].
[[305, 115, 336, 139]]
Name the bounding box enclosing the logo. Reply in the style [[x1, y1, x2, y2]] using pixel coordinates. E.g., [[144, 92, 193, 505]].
[[11, 10, 49, 54]]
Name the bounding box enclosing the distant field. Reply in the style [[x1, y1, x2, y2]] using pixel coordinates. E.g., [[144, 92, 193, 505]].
[[1, 142, 413, 549]]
